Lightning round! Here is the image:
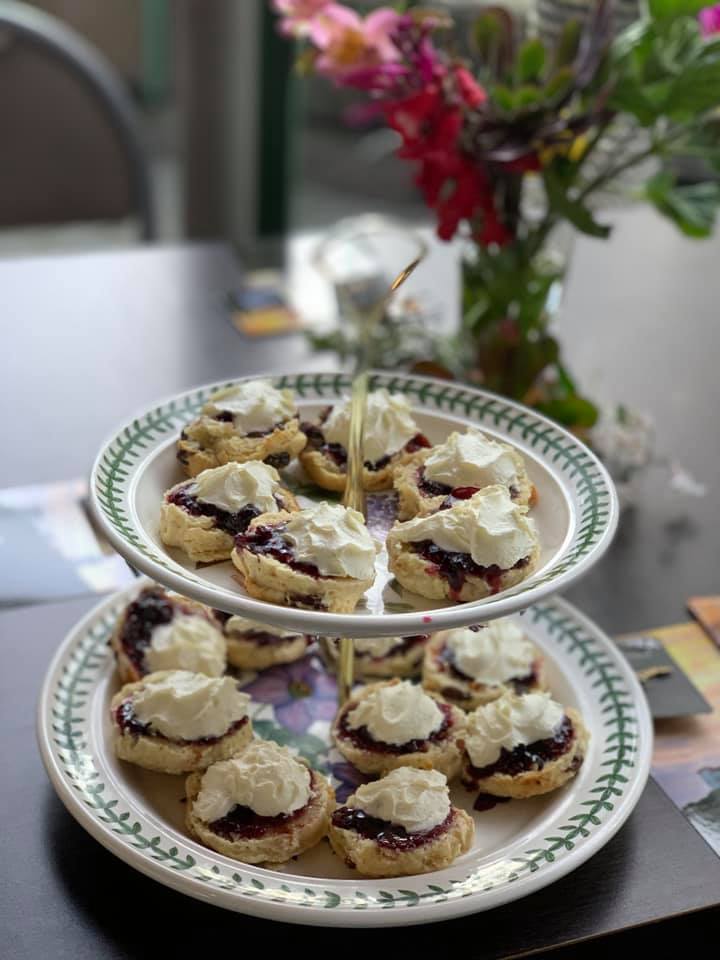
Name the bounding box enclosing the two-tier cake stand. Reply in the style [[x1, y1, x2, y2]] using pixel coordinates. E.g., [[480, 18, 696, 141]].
[[37, 371, 652, 927]]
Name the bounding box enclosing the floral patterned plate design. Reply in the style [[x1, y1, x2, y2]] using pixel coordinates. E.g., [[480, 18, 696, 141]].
[[38, 581, 651, 927], [90, 372, 618, 637]]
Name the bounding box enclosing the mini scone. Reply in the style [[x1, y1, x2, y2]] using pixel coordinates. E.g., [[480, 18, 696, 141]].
[[460, 691, 589, 799], [232, 501, 377, 613], [110, 585, 226, 683], [324, 634, 428, 679], [111, 670, 252, 774], [422, 618, 544, 710], [177, 379, 307, 477], [218, 613, 312, 670], [300, 389, 430, 492], [394, 428, 535, 520], [329, 768, 474, 877], [185, 740, 335, 865], [160, 460, 299, 563], [386, 484, 540, 603], [332, 678, 466, 777]]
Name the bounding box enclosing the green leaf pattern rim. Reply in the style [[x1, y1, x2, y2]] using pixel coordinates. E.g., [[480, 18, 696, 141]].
[[91, 372, 617, 628], [40, 591, 650, 921]]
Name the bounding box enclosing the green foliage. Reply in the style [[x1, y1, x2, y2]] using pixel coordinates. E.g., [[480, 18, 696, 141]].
[[543, 168, 612, 239], [648, 0, 710, 19], [645, 171, 720, 236]]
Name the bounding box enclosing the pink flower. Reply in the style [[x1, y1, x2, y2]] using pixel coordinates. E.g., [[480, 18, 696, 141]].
[[310, 4, 402, 83], [272, 0, 330, 36], [699, 3, 720, 34]]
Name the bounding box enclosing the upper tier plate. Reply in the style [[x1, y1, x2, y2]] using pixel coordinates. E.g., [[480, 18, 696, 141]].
[[90, 372, 617, 637]]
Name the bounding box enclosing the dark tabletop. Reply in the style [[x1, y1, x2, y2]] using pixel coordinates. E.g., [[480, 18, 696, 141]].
[[1, 223, 720, 955]]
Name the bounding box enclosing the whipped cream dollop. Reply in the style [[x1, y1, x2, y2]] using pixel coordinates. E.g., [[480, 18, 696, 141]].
[[205, 379, 296, 434], [348, 767, 450, 834], [445, 619, 534, 685], [464, 691, 565, 768], [390, 485, 537, 570], [329, 636, 401, 659], [224, 615, 300, 640], [131, 671, 250, 741], [193, 740, 312, 822], [424, 429, 524, 490], [191, 461, 281, 514], [346, 680, 443, 745], [322, 389, 419, 463], [144, 615, 226, 676], [284, 502, 376, 580]]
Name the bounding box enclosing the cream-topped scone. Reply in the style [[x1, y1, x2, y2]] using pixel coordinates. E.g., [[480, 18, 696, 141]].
[[460, 691, 589, 799], [186, 740, 334, 864], [423, 619, 544, 709], [300, 389, 430, 492], [332, 678, 466, 777], [218, 613, 312, 670], [329, 767, 474, 877], [110, 585, 226, 683], [177, 379, 307, 477], [387, 484, 540, 602], [111, 670, 253, 774], [324, 634, 428, 678], [232, 501, 377, 613], [394, 428, 534, 519], [160, 460, 299, 563]]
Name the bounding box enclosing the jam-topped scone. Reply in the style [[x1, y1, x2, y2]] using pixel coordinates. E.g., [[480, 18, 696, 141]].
[[110, 585, 226, 683], [217, 613, 312, 671], [186, 740, 334, 865], [386, 484, 540, 603], [461, 691, 588, 799], [324, 634, 428, 679], [332, 678, 466, 777], [299, 389, 430, 492], [160, 461, 299, 564], [422, 618, 544, 710], [177, 379, 306, 477], [329, 768, 474, 878], [232, 501, 377, 613], [111, 670, 252, 774], [394, 428, 534, 520]]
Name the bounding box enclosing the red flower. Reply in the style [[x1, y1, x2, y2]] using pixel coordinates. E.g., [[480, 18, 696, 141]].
[[454, 67, 486, 108]]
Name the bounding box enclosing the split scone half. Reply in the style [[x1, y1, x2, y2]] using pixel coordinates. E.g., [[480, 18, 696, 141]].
[[329, 768, 474, 878], [217, 613, 312, 671], [422, 619, 544, 710], [332, 678, 466, 778], [110, 584, 226, 684], [299, 388, 430, 492], [177, 379, 306, 477], [111, 670, 252, 774], [460, 691, 589, 799], [324, 634, 428, 679], [186, 740, 335, 864], [232, 501, 377, 614], [394, 428, 535, 520], [387, 484, 540, 603], [160, 460, 299, 563]]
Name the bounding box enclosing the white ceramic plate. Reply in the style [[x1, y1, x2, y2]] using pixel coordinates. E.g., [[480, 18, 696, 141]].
[[38, 583, 651, 927], [90, 372, 618, 637]]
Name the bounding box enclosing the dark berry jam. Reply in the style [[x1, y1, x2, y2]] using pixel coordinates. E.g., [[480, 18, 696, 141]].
[[473, 793, 511, 812], [465, 715, 575, 781], [264, 452, 290, 470], [115, 698, 248, 745], [212, 413, 288, 438], [117, 586, 175, 672], [332, 807, 453, 850], [212, 609, 232, 626], [358, 635, 428, 661], [167, 482, 285, 537], [231, 629, 307, 647], [338, 701, 453, 754], [410, 539, 529, 600], [417, 466, 451, 498], [209, 795, 310, 840], [235, 523, 321, 578], [301, 424, 431, 473]]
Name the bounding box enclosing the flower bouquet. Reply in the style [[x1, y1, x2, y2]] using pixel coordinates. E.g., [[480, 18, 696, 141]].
[[273, 0, 720, 430]]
